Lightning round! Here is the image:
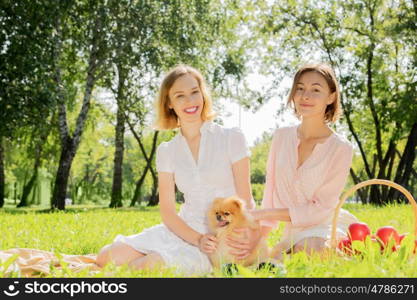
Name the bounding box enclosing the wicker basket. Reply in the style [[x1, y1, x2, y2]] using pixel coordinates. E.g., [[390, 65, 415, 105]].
[[330, 179, 417, 249]]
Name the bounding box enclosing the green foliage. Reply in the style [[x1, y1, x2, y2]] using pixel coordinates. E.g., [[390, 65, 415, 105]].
[[249, 131, 273, 203], [0, 0, 64, 137], [251, 183, 264, 204], [2, 0, 255, 208], [250, 132, 273, 184], [255, 0, 417, 203], [3, 0, 416, 209]]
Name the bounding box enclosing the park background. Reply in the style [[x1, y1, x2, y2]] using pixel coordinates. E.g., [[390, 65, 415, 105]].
[[0, 0, 416, 277]]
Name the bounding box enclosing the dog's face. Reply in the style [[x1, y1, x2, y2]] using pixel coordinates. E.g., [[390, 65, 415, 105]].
[[208, 196, 245, 230]]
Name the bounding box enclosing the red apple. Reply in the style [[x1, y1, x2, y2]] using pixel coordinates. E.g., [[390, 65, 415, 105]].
[[391, 234, 408, 252], [376, 226, 400, 250], [399, 234, 406, 244], [338, 237, 352, 255], [348, 222, 371, 242]]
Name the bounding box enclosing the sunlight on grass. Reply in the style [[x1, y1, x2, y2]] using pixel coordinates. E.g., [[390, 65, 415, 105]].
[[0, 203, 416, 277]]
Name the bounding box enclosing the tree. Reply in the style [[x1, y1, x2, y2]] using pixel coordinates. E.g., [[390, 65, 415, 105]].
[[17, 122, 52, 207], [0, 0, 63, 207], [50, 0, 112, 210], [256, 0, 417, 204], [102, 0, 254, 207], [67, 100, 113, 205]]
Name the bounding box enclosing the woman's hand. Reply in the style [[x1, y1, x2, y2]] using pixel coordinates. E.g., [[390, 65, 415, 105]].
[[198, 233, 218, 254], [226, 227, 262, 260], [248, 209, 262, 221]]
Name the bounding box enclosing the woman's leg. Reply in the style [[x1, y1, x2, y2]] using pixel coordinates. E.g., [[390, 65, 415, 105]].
[[292, 237, 327, 255], [270, 237, 329, 261], [96, 241, 146, 267], [270, 241, 288, 261], [128, 252, 165, 270]]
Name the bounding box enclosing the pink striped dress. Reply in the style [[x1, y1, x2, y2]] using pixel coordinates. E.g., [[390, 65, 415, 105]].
[[261, 125, 358, 252]]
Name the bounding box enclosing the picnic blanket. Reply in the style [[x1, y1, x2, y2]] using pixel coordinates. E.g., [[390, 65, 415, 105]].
[[0, 248, 100, 277]]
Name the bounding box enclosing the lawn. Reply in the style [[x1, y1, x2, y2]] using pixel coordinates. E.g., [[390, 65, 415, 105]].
[[0, 203, 416, 277]]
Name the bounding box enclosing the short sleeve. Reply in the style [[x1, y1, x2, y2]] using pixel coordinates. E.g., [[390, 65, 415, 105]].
[[227, 127, 251, 164], [155, 142, 173, 173]]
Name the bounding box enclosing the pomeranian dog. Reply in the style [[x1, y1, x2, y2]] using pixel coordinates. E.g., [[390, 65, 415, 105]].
[[207, 196, 270, 269]]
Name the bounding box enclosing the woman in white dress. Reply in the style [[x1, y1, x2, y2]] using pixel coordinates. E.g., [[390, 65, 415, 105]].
[[96, 65, 255, 275]]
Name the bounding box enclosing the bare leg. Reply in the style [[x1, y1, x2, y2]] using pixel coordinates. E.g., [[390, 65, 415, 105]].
[[271, 237, 329, 261], [292, 237, 327, 255], [96, 242, 146, 267], [270, 241, 288, 262], [128, 252, 165, 270]]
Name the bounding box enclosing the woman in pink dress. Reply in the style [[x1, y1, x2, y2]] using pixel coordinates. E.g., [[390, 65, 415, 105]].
[[227, 63, 358, 260]]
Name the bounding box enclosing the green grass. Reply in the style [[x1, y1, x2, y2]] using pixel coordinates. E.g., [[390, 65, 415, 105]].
[[0, 203, 416, 277]]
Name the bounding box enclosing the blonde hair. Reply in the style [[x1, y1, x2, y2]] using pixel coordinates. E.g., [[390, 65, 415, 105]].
[[287, 63, 342, 123], [154, 65, 215, 130]]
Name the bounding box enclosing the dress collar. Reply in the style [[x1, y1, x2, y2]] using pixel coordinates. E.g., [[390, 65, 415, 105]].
[[294, 124, 335, 146], [177, 120, 215, 137]]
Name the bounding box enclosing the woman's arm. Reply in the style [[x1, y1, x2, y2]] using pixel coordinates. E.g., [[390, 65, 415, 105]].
[[229, 156, 288, 227], [226, 207, 290, 259], [226, 157, 261, 259], [231, 157, 255, 209], [250, 208, 291, 222], [158, 172, 216, 252]]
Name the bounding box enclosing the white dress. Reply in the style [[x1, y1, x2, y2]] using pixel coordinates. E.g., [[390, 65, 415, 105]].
[[114, 121, 251, 275]]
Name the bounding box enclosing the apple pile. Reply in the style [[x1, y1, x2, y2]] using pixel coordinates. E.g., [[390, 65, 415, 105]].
[[337, 222, 417, 255]]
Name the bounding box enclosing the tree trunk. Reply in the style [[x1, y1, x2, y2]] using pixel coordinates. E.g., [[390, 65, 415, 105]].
[[130, 165, 150, 207], [350, 168, 368, 204], [370, 140, 397, 204], [51, 58, 97, 210], [0, 137, 4, 208], [109, 108, 125, 207], [110, 65, 126, 208], [18, 126, 49, 207], [369, 185, 383, 205], [147, 165, 159, 206], [381, 141, 396, 201], [388, 122, 417, 203], [366, 38, 384, 206], [130, 132, 159, 207], [126, 118, 159, 206], [51, 138, 75, 210], [50, 11, 103, 210], [18, 169, 38, 207], [30, 178, 38, 205]]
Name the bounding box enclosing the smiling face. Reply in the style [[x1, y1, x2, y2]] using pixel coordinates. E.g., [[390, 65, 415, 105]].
[[292, 71, 336, 121], [154, 65, 215, 130], [286, 63, 342, 123], [168, 73, 204, 126]]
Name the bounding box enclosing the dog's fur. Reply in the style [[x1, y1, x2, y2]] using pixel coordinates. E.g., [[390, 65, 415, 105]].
[[207, 196, 270, 269]]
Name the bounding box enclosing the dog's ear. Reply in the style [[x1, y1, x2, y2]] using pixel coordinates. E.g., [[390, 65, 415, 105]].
[[230, 197, 244, 210]]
